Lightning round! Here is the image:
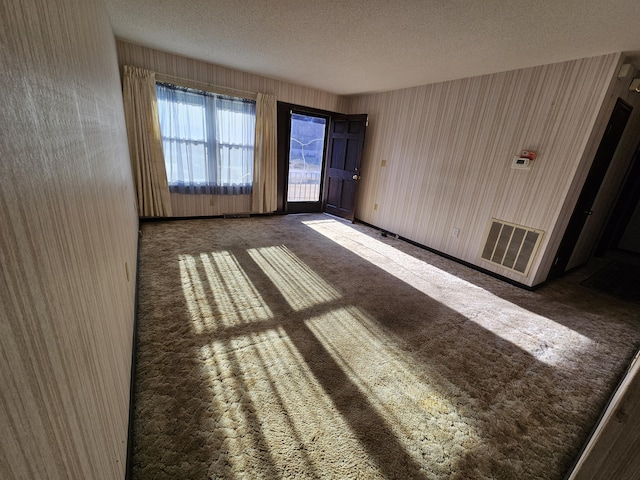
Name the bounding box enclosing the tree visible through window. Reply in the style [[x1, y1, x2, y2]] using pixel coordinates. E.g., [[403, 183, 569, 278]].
[[156, 82, 256, 195], [288, 113, 326, 202]]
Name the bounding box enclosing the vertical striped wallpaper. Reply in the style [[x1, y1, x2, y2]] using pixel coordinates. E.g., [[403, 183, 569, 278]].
[[0, 0, 138, 478], [170, 193, 252, 217], [347, 54, 620, 286], [117, 40, 347, 113], [117, 40, 348, 217]]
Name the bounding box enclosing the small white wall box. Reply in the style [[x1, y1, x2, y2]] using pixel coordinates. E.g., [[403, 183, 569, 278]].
[[618, 64, 632, 79], [512, 156, 531, 169], [512, 150, 537, 170]]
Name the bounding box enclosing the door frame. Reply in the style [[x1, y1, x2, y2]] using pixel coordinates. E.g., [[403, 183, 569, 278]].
[[548, 98, 633, 279], [276, 102, 333, 214]]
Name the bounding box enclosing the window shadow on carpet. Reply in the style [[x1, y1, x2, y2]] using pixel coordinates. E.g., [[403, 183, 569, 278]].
[[132, 215, 640, 479]]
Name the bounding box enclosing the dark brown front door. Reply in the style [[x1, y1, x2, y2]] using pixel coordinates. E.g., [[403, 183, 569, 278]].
[[549, 98, 632, 278], [323, 114, 367, 221]]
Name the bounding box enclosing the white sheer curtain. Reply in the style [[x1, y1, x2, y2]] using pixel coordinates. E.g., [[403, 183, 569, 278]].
[[252, 93, 278, 213], [155, 83, 255, 195], [122, 66, 172, 217]]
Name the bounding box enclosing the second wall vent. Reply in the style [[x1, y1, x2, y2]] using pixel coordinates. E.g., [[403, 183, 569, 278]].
[[481, 219, 543, 275]]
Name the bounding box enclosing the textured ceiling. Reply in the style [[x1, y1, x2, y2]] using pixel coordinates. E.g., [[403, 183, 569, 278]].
[[105, 0, 640, 95]]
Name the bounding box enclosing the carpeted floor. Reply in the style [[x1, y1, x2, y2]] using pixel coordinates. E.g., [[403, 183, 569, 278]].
[[132, 214, 640, 479]]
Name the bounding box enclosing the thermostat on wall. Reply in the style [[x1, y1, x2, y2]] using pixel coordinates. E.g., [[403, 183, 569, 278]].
[[512, 150, 536, 170], [512, 156, 531, 170]]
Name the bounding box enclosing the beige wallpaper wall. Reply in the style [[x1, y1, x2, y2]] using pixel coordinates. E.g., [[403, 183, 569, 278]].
[[170, 193, 251, 217], [116, 40, 348, 217], [347, 54, 620, 286], [0, 0, 138, 478], [117, 40, 347, 113]]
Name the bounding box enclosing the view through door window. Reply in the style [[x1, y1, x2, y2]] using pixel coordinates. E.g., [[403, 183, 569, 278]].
[[288, 113, 326, 202]]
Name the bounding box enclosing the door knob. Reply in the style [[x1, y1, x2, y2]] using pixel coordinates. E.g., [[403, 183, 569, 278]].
[[352, 174, 361, 180]]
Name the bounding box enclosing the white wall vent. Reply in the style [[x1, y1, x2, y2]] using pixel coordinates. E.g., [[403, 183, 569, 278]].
[[481, 219, 544, 275]]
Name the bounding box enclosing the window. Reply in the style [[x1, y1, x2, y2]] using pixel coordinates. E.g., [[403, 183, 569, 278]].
[[156, 82, 256, 194]]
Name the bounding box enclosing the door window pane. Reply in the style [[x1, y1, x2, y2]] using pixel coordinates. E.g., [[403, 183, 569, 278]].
[[288, 114, 326, 202]]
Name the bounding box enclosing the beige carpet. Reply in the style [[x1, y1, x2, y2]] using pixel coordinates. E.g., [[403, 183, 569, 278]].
[[132, 213, 640, 479]]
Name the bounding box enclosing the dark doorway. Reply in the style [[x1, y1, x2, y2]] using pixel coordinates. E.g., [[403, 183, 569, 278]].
[[595, 142, 640, 256], [323, 114, 368, 221], [549, 98, 633, 279]]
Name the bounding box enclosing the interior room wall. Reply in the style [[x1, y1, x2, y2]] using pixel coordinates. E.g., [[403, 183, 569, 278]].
[[0, 0, 138, 478], [347, 53, 620, 287], [116, 40, 348, 217], [566, 63, 640, 269]]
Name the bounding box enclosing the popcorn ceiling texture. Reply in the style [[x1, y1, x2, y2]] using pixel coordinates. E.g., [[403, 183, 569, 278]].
[[133, 214, 640, 479], [105, 0, 640, 95]]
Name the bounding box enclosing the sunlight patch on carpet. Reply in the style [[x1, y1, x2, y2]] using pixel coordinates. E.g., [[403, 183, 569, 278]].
[[179, 252, 272, 333], [303, 219, 592, 366], [198, 327, 381, 477], [306, 306, 481, 473], [136, 216, 640, 479], [248, 245, 341, 310]]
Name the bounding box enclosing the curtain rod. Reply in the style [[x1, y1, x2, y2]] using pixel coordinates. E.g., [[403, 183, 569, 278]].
[[154, 72, 257, 100]]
